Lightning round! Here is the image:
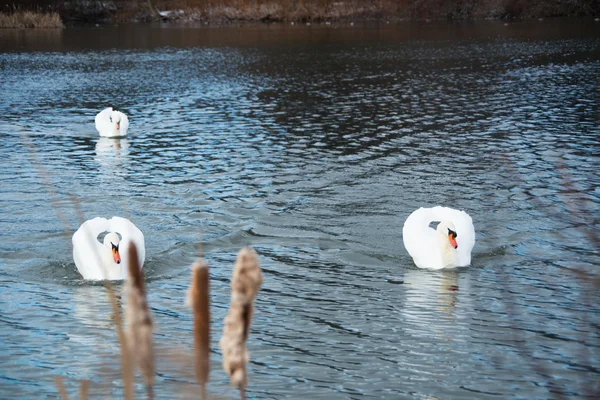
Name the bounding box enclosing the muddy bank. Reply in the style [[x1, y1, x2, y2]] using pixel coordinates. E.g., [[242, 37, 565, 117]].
[[3, 0, 599, 25]]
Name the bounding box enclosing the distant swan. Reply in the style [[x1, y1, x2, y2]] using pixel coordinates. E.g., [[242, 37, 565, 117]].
[[95, 107, 129, 137], [72, 216, 145, 280], [402, 206, 475, 269]]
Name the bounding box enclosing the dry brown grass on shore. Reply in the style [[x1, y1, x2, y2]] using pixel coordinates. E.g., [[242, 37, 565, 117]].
[[153, 0, 401, 22], [147, 0, 600, 22], [3, 0, 599, 24], [0, 11, 63, 28], [189, 0, 396, 22]]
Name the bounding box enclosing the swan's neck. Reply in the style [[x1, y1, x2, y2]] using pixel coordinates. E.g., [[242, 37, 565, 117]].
[[102, 250, 121, 278], [438, 233, 458, 267]]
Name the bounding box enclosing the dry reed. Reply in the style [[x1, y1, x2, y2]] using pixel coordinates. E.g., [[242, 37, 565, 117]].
[[0, 11, 63, 28], [124, 242, 155, 396], [25, 132, 222, 398], [219, 247, 263, 398], [107, 281, 134, 400], [54, 376, 69, 400], [187, 260, 211, 399], [79, 379, 89, 400], [496, 155, 600, 399], [24, 133, 132, 399]]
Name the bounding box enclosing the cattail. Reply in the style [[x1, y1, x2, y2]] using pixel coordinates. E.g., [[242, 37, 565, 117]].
[[106, 282, 133, 400], [125, 242, 155, 393], [219, 248, 263, 398], [187, 260, 210, 398], [78, 379, 88, 400], [54, 376, 69, 400]]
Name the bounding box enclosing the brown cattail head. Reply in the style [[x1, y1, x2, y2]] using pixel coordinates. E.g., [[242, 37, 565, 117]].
[[220, 247, 263, 391], [231, 248, 263, 302], [187, 260, 210, 390], [125, 242, 155, 387]]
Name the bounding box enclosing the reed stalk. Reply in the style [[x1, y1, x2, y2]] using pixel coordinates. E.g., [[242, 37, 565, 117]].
[[188, 260, 211, 399], [25, 133, 131, 398], [54, 376, 69, 400], [106, 281, 134, 400], [78, 379, 88, 400], [0, 11, 63, 28], [124, 242, 155, 397], [219, 248, 263, 399]]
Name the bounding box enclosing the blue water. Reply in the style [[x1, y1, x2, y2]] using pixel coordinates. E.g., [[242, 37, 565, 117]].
[[0, 20, 599, 399]]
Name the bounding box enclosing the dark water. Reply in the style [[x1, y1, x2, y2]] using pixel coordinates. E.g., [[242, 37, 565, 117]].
[[0, 20, 599, 399]]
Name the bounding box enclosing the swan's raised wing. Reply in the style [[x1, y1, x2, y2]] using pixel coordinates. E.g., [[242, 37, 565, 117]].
[[402, 207, 444, 269], [95, 107, 113, 136], [430, 206, 475, 266], [117, 111, 129, 136], [72, 217, 110, 280], [108, 216, 145, 276]]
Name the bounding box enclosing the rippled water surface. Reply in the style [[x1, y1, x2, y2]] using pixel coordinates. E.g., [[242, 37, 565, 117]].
[[1, 20, 599, 399]]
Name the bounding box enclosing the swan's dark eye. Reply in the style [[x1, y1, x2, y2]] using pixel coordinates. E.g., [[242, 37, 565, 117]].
[[111, 242, 119, 251], [448, 229, 457, 239]]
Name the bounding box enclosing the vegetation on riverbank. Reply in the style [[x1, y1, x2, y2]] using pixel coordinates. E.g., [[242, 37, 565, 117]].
[[2, 0, 599, 25], [158, 0, 600, 22], [0, 11, 63, 28]]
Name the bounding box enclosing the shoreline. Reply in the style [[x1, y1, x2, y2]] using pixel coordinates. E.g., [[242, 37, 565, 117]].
[[1, 1, 599, 28]]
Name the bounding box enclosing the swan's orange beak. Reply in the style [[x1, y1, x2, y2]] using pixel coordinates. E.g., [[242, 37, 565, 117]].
[[112, 247, 121, 264], [448, 234, 458, 249], [116, 122, 120, 130]]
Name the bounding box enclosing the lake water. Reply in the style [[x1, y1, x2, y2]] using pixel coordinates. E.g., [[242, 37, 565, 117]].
[[0, 19, 599, 399]]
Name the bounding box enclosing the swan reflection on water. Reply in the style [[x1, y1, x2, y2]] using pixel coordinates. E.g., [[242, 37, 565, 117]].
[[95, 137, 130, 154], [402, 268, 470, 340], [71, 285, 116, 331], [69, 285, 126, 382], [94, 137, 130, 174]]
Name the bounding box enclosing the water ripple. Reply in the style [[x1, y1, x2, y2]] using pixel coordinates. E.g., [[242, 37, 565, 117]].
[[0, 21, 599, 399]]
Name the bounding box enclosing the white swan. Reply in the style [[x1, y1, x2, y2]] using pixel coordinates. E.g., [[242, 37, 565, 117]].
[[95, 107, 129, 137], [402, 206, 475, 269], [72, 216, 145, 280]]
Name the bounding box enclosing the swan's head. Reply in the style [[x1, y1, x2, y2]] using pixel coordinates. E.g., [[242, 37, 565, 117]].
[[437, 221, 458, 249], [103, 232, 121, 264], [110, 111, 122, 131]]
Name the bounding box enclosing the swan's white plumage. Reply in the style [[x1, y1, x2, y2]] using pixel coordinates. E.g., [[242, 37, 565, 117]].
[[72, 216, 145, 280], [402, 206, 475, 270], [95, 107, 129, 137]]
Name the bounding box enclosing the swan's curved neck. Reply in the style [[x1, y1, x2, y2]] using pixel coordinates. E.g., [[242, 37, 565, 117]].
[[101, 250, 121, 276], [438, 232, 458, 267]]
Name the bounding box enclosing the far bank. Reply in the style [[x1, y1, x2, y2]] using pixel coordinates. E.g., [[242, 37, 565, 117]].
[[2, 0, 599, 26]]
